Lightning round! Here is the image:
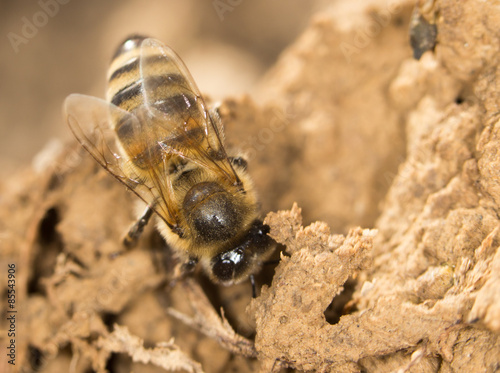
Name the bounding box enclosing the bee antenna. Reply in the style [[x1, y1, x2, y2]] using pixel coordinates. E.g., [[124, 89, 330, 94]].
[[250, 274, 257, 298]]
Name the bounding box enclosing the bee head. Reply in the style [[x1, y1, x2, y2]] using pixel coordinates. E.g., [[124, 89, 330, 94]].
[[210, 220, 275, 285]]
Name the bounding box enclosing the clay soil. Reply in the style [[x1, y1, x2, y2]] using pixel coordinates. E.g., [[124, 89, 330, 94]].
[[1, 0, 500, 372]]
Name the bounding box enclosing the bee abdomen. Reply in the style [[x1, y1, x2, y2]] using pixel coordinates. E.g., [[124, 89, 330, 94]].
[[107, 36, 194, 116], [111, 34, 148, 61], [107, 36, 205, 170]]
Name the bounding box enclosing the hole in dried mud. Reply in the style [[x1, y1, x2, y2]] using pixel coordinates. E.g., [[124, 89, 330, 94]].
[[102, 312, 118, 330], [28, 345, 44, 370], [106, 352, 131, 372], [324, 278, 357, 325], [28, 207, 63, 294], [38, 207, 60, 244]]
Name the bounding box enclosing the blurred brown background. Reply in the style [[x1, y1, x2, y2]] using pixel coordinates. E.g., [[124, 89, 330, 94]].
[[0, 0, 328, 175]]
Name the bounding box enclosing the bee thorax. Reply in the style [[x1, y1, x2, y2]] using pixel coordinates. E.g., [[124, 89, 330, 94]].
[[183, 182, 242, 243]]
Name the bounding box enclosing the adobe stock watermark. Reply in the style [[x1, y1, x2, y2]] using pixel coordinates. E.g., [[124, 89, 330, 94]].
[[239, 104, 296, 162], [7, 0, 72, 54], [32, 138, 84, 183], [212, 0, 243, 22], [339, 0, 402, 63]]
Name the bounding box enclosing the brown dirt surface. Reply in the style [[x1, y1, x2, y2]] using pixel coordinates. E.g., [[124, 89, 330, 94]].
[[1, 0, 500, 372]]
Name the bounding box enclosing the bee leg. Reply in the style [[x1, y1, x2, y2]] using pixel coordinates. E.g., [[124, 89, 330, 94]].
[[228, 156, 248, 170], [181, 257, 198, 274], [171, 257, 198, 285], [250, 274, 257, 298], [171, 224, 185, 238], [123, 206, 154, 249]]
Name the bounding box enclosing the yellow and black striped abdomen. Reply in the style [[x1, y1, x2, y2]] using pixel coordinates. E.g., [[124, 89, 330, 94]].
[[107, 35, 205, 170], [106, 35, 195, 113]]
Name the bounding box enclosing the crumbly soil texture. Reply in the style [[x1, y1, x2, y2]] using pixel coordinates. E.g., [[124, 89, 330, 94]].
[[2, 0, 500, 372]]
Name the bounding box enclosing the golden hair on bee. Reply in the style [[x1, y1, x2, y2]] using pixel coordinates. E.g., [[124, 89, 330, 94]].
[[64, 35, 275, 286]]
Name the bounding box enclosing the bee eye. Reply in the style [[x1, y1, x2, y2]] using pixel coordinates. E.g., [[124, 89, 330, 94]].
[[212, 259, 235, 282], [210, 220, 275, 284], [212, 248, 245, 282]]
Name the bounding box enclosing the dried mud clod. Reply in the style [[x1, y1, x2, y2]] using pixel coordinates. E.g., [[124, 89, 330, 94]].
[[254, 206, 500, 373], [252, 205, 376, 372], [97, 324, 203, 373], [2, 0, 500, 372]]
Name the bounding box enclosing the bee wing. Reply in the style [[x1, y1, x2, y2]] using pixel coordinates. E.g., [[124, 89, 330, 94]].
[[138, 38, 241, 187], [64, 93, 180, 228]]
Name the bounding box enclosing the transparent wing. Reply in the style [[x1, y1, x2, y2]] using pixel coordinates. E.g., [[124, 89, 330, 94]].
[[138, 38, 241, 187], [64, 93, 180, 228]]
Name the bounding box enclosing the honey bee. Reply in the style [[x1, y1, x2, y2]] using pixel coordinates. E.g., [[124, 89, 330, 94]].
[[64, 35, 275, 286]]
